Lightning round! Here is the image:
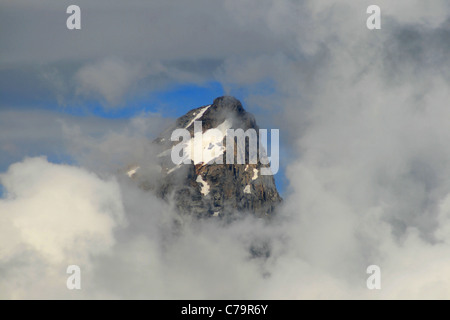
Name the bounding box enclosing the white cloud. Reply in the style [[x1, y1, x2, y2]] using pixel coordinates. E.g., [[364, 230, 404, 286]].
[[0, 157, 125, 264], [75, 57, 146, 107], [0, 157, 126, 299]]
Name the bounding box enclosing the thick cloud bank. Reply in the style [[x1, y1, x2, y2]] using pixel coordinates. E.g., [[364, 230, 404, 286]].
[[0, 157, 124, 298], [2, 147, 450, 299]]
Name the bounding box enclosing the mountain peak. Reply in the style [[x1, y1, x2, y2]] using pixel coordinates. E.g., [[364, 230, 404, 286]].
[[130, 97, 282, 219], [211, 96, 244, 113]]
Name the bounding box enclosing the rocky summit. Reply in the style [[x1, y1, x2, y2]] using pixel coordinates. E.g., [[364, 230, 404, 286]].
[[128, 96, 282, 219]]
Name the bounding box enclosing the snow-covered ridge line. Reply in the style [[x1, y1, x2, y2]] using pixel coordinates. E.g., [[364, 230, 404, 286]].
[[185, 105, 211, 129], [175, 119, 232, 165]]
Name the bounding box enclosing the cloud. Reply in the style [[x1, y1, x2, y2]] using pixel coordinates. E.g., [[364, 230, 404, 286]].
[[0, 0, 283, 109], [0, 157, 125, 262], [73, 57, 210, 108], [0, 157, 125, 299], [75, 58, 146, 107], [0, 109, 134, 172]]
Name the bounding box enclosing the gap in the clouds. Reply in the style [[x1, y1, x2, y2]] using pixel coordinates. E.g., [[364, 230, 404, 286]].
[[274, 145, 292, 197], [54, 81, 226, 119], [45, 79, 277, 120], [46, 153, 76, 167], [148, 81, 225, 117], [10, 79, 276, 121], [260, 129, 286, 196], [0, 183, 4, 198]]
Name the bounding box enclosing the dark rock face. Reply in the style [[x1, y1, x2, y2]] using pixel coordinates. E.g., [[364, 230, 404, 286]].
[[133, 96, 282, 219]]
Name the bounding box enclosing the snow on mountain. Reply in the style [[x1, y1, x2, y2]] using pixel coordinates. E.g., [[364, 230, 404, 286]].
[[196, 175, 210, 196]]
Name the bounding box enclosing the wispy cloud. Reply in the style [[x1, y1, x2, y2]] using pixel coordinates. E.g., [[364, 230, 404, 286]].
[[75, 58, 146, 107]]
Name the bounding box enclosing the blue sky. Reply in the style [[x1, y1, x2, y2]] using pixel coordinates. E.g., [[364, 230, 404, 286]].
[[57, 81, 227, 119]]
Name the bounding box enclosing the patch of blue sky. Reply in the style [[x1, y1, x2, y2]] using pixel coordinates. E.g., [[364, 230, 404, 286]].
[[1, 79, 277, 120], [19, 80, 226, 119], [258, 125, 287, 196], [146, 81, 225, 118]]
